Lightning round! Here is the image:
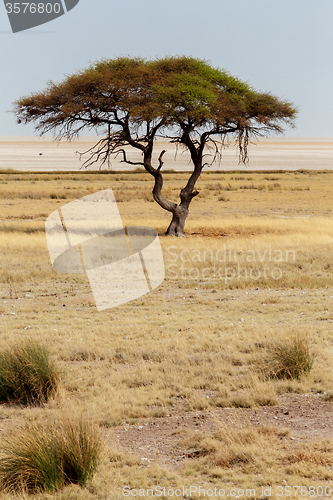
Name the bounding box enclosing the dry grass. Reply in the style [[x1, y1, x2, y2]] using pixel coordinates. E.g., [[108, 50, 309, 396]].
[[0, 170, 333, 497], [0, 341, 61, 405], [263, 335, 315, 380], [179, 422, 333, 487], [0, 414, 103, 493], [179, 422, 289, 470]]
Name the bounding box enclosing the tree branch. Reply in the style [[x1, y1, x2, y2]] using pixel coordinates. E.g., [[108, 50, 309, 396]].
[[157, 149, 166, 171], [116, 149, 144, 167]]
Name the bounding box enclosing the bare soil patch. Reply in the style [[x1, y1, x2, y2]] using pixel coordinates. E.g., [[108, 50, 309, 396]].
[[112, 393, 333, 471]]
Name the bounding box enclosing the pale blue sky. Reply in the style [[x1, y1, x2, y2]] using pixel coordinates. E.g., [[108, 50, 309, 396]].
[[0, 0, 332, 136]]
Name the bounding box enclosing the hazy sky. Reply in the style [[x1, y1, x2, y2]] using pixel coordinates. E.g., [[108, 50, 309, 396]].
[[0, 0, 332, 137]]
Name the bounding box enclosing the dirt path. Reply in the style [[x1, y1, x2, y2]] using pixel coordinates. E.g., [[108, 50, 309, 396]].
[[111, 393, 333, 471]]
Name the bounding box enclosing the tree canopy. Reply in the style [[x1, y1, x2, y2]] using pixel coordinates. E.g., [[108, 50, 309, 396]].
[[14, 56, 297, 236]]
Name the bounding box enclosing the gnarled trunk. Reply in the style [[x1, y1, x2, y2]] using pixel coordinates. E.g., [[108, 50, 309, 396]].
[[165, 188, 199, 236], [165, 205, 189, 237], [144, 147, 200, 237]]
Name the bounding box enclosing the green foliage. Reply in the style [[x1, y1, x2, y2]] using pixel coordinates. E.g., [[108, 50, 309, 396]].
[[0, 341, 61, 405], [14, 55, 297, 147], [266, 335, 314, 380], [0, 416, 103, 493]]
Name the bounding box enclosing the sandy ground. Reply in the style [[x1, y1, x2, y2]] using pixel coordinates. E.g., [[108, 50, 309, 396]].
[[0, 137, 333, 172], [112, 393, 333, 471]]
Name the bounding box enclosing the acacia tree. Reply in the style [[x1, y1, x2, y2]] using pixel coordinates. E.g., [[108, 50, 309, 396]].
[[14, 56, 297, 236]]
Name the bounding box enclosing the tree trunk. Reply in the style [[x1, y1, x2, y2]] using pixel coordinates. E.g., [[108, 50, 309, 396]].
[[165, 188, 199, 237], [165, 205, 189, 237], [143, 148, 200, 237]]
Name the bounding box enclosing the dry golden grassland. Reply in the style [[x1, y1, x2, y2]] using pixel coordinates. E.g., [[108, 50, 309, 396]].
[[0, 170, 333, 499]]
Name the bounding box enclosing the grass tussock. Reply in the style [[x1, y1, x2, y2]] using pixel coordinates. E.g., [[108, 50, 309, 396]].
[[264, 335, 315, 380], [180, 423, 289, 472], [0, 341, 61, 405], [181, 423, 333, 481], [283, 442, 333, 466], [0, 415, 103, 493]]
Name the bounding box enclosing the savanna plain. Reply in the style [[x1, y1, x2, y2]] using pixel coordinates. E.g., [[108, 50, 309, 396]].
[[1, 168, 333, 499]]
